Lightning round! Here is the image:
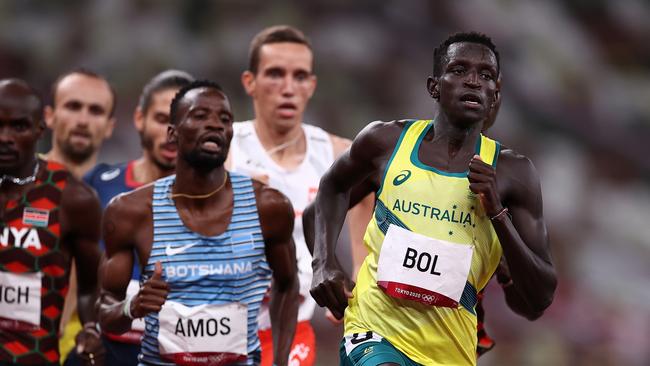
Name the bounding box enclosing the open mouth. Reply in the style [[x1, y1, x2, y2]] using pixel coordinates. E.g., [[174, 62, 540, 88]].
[[160, 143, 177, 159], [199, 135, 223, 153], [68, 129, 92, 145], [0, 150, 18, 161], [277, 102, 297, 117], [460, 93, 482, 107]]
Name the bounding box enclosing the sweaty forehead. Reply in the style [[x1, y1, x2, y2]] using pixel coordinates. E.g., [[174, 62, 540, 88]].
[[55, 74, 113, 105], [0, 88, 41, 119], [258, 42, 313, 72], [184, 88, 230, 111], [446, 42, 497, 69]]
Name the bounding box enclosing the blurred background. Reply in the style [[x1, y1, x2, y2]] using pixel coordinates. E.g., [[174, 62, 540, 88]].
[[2, 0, 649, 365]]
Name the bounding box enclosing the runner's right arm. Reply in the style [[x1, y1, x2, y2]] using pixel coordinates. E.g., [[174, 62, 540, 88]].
[[310, 121, 398, 319], [98, 188, 169, 334]]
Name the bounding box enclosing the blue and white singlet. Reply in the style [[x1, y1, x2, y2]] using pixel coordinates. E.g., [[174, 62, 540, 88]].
[[138, 173, 272, 365]]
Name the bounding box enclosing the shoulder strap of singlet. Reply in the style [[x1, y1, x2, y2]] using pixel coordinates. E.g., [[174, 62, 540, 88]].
[[376, 119, 429, 196], [477, 134, 501, 168]]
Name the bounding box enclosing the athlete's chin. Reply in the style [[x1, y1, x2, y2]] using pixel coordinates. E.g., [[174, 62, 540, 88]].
[[153, 157, 176, 172], [0, 160, 20, 173], [451, 110, 486, 127], [183, 151, 227, 170], [272, 115, 301, 130]]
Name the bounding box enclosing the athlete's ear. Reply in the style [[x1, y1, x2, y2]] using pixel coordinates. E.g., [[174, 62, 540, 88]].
[[426, 77, 440, 100], [491, 75, 502, 109], [167, 123, 178, 144], [34, 116, 45, 138], [133, 107, 145, 133], [44, 105, 55, 129], [104, 116, 116, 140], [241, 70, 256, 97], [305, 74, 317, 100]]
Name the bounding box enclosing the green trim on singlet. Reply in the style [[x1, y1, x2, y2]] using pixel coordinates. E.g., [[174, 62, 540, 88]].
[[491, 140, 501, 168], [376, 120, 417, 197], [409, 122, 483, 178], [340, 336, 423, 366]]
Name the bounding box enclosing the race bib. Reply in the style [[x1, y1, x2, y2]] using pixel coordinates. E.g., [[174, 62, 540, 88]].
[[158, 301, 248, 366], [0, 271, 42, 331], [377, 224, 473, 307], [103, 280, 146, 344]]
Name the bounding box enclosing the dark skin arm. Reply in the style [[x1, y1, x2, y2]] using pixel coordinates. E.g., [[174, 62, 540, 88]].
[[469, 150, 556, 314], [305, 178, 544, 320], [304, 180, 375, 256], [495, 257, 544, 320], [98, 186, 169, 334], [310, 121, 400, 319], [254, 183, 299, 366], [60, 177, 104, 364]]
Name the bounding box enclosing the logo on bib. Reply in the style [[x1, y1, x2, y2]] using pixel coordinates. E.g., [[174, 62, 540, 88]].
[[393, 170, 411, 186]]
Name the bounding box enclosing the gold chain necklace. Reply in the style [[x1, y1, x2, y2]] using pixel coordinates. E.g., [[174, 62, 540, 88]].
[[169, 172, 229, 199]]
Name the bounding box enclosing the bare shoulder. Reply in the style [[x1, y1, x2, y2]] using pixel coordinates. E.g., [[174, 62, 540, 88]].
[[251, 180, 294, 220], [59, 174, 101, 237], [60, 174, 99, 211], [497, 147, 542, 200], [101, 183, 155, 255], [104, 183, 154, 223], [250, 179, 294, 244], [357, 119, 407, 142], [347, 120, 410, 162]]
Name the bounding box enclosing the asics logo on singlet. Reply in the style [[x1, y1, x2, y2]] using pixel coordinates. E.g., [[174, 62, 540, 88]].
[[100, 168, 121, 181], [165, 242, 198, 256], [393, 170, 411, 186]]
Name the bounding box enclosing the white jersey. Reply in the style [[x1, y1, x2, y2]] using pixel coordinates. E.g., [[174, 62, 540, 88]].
[[230, 120, 335, 329]]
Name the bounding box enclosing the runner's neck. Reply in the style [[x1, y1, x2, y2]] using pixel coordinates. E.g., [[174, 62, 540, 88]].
[[253, 119, 306, 169], [132, 155, 174, 185]]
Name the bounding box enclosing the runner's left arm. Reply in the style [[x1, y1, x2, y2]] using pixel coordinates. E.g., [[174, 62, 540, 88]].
[[257, 186, 299, 366], [62, 178, 104, 363], [495, 257, 544, 320], [468, 152, 556, 315]]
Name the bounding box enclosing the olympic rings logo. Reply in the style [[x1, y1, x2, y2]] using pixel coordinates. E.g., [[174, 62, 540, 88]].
[[422, 294, 436, 303]]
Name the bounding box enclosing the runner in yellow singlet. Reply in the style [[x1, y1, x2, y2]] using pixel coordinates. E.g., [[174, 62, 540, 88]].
[[310, 32, 557, 366]]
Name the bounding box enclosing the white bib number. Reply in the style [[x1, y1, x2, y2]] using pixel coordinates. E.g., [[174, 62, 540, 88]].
[[158, 301, 248, 366], [376, 225, 473, 307], [0, 271, 42, 330]]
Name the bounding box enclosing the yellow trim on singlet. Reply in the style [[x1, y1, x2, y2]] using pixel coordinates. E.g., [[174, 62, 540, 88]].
[[345, 119, 503, 366]]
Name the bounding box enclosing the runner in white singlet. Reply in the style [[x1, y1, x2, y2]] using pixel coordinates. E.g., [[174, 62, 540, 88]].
[[226, 25, 373, 366]]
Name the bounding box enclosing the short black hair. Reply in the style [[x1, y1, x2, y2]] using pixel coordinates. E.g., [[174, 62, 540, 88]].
[[138, 70, 194, 114], [248, 25, 312, 74], [169, 80, 225, 125], [433, 32, 500, 77], [0, 78, 44, 121], [50, 67, 117, 117]]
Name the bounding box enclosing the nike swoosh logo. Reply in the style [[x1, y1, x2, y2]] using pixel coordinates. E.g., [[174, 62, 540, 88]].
[[165, 242, 198, 256], [100, 168, 121, 181]]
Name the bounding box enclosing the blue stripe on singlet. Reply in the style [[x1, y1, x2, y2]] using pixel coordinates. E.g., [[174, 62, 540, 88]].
[[138, 173, 271, 366]]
